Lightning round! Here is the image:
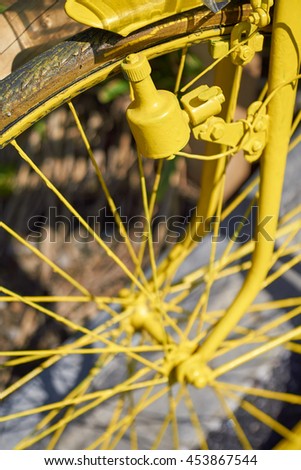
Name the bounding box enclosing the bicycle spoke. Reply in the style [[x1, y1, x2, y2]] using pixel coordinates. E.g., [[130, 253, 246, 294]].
[[1, 1, 300, 451], [217, 305, 301, 356], [196, 173, 226, 335], [98, 383, 155, 450], [263, 252, 301, 288], [99, 396, 125, 450], [170, 217, 301, 295], [137, 152, 159, 294], [150, 386, 184, 450], [218, 194, 258, 267], [46, 354, 109, 450], [1, 295, 126, 304], [286, 342, 301, 354], [88, 383, 169, 450], [217, 381, 301, 405], [2, 299, 166, 372], [156, 172, 260, 291], [10, 140, 150, 297], [174, 46, 188, 95], [0, 288, 164, 401], [230, 392, 297, 442], [175, 172, 226, 339], [16, 378, 168, 450], [133, 158, 163, 286], [2, 377, 166, 427], [37, 351, 121, 437], [289, 132, 301, 152], [249, 298, 301, 311], [169, 386, 180, 450], [1, 324, 120, 400], [1, 344, 166, 365], [279, 204, 301, 226]]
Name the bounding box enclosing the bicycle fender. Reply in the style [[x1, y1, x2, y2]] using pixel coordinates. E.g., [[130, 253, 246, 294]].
[[65, 0, 208, 37]]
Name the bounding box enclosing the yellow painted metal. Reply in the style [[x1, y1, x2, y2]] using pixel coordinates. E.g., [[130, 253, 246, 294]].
[[188, 58, 241, 245], [275, 422, 301, 450], [0, 27, 232, 149], [121, 50, 270, 162], [68, 101, 149, 287], [10, 140, 150, 298], [122, 53, 190, 159], [2, 0, 301, 448], [210, 38, 231, 60], [176, 0, 301, 384], [230, 24, 264, 66], [64, 0, 205, 36]]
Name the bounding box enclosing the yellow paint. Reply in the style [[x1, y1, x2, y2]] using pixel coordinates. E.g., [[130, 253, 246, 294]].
[[65, 0, 205, 36], [181, 84, 225, 127], [230, 22, 264, 66], [1, 0, 301, 450], [197, 101, 269, 162], [175, 0, 301, 383], [0, 27, 233, 149], [274, 425, 301, 450]]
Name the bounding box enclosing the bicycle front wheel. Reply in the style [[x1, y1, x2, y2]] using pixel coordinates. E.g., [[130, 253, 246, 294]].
[[1, 0, 301, 450]]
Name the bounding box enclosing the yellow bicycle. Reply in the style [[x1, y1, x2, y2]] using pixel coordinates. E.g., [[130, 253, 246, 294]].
[[0, 0, 301, 450]]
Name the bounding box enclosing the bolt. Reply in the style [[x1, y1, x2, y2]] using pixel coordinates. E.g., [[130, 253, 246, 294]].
[[252, 33, 264, 53], [238, 45, 253, 62], [252, 140, 263, 153], [187, 363, 213, 389], [210, 123, 225, 141], [189, 368, 203, 385]]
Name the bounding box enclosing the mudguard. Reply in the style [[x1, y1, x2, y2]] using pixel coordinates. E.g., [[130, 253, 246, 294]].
[[64, 1, 231, 37]]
